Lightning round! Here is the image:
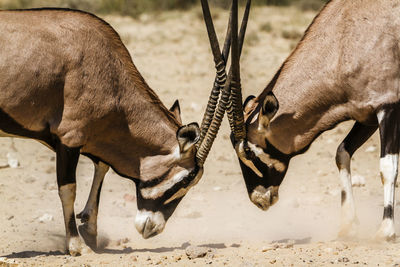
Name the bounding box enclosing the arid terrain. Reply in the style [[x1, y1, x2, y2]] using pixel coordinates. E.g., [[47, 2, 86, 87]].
[[0, 5, 400, 267]]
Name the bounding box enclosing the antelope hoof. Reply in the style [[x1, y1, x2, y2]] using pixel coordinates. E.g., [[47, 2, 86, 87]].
[[78, 224, 98, 250], [374, 219, 396, 242], [67, 236, 92, 256], [250, 185, 279, 211]]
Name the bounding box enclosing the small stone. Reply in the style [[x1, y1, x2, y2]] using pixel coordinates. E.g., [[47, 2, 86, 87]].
[[7, 215, 14, 220], [270, 259, 277, 264], [6, 152, 19, 168], [338, 257, 349, 263], [173, 255, 182, 262], [185, 245, 209, 259], [38, 213, 53, 223], [262, 244, 279, 252]]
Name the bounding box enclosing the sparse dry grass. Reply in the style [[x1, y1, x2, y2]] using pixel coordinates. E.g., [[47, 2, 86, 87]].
[[0, 0, 327, 17]]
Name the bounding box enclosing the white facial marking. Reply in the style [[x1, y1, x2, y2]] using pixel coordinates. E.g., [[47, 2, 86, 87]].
[[135, 209, 166, 239], [236, 141, 262, 177], [250, 112, 259, 124], [164, 167, 204, 205], [140, 169, 189, 199], [140, 145, 181, 182], [247, 142, 286, 172]]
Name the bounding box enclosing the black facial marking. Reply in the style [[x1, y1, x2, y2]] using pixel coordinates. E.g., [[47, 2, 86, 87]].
[[383, 205, 394, 219], [341, 190, 346, 205], [232, 134, 290, 195], [136, 166, 200, 221]]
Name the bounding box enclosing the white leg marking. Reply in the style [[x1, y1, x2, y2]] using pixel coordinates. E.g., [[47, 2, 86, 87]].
[[376, 154, 398, 240], [338, 167, 358, 237]]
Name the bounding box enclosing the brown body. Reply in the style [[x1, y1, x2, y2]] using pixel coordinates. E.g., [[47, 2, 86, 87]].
[[252, 0, 400, 154], [235, 0, 400, 240], [0, 9, 180, 176]]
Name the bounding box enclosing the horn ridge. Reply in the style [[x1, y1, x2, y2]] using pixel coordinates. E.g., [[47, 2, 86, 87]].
[[229, 0, 251, 144], [197, 0, 252, 166], [198, 0, 233, 147]]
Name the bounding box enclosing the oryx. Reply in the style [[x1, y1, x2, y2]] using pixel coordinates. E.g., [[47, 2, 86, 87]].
[[0, 6, 248, 255], [229, 0, 400, 240], [76, 0, 252, 251]]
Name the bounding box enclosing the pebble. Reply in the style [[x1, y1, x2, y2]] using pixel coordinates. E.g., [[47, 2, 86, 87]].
[[185, 245, 209, 259], [338, 257, 350, 263], [6, 152, 19, 168], [38, 213, 53, 223], [173, 255, 182, 262], [262, 241, 294, 252]]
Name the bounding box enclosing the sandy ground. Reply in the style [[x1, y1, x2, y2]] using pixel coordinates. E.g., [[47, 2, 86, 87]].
[[0, 5, 400, 267]]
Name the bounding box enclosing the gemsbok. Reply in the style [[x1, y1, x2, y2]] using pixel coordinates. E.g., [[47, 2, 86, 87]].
[[0, 5, 249, 255], [76, 0, 252, 251], [225, 0, 400, 241]]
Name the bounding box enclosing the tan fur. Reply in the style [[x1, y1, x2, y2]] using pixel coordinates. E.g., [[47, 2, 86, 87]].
[[248, 0, 400, 154], [0, 9, 182, 178]]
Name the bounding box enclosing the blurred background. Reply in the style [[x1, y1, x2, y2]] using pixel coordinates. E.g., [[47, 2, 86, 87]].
[[0, 0, 328, 17]]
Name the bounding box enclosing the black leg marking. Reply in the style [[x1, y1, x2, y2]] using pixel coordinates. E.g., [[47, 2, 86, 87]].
[[336, 122, 377, 168], [383, 205, 394, 220], [341, 190, 346, 205]]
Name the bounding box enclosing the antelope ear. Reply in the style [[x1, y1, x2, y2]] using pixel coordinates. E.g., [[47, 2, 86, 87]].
[[177, 122, 200, 153], [169, 100, 182, 124], [243, 95, 256, 113], [258, 92, 279, 132]]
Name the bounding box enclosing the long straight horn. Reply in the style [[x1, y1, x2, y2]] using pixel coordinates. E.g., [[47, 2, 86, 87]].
[[197, 0, 251, 167], [198, 0, 232, 147], [229, 0, 250, 144]]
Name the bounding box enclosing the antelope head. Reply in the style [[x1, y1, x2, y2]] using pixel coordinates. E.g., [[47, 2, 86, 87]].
[[215, 0, 284, 211], [232, 91, 286, 211]]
